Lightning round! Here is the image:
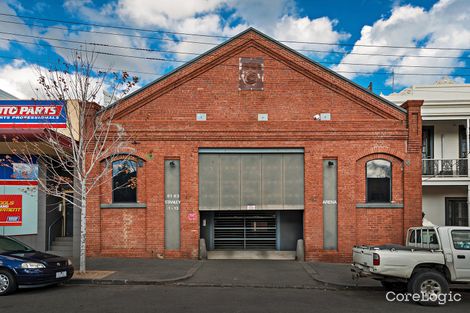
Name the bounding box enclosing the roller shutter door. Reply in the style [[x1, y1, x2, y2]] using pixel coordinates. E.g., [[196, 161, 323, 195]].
[[213, 211, 277, 250]]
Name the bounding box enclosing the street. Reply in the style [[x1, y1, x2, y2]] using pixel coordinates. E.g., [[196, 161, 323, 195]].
[[1, 284, 469, 313]]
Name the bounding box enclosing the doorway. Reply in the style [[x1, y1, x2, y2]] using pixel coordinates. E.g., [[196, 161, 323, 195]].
[[445, 197, 469, 226], [200, 210, 303, 251], [62, 192, 74, 237]]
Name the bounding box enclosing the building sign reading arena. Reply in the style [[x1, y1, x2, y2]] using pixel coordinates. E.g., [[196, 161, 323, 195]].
[[0, 100, 67, 128]]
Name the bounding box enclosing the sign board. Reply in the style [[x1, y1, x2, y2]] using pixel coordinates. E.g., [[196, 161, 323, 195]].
[[0, 195, 22, 226], [187, 212, 197, 222], [0, 155, 38, 181], [164, 160, 180, 250], [0, 100, 67, 128]]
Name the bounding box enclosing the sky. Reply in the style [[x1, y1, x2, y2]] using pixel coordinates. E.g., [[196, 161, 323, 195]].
[[0, 0, 469, 101]]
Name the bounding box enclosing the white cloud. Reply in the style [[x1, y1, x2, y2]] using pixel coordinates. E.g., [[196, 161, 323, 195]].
[[0, 1, 34, 50], [0, 60, 139, 105], [272, 16, 350, 54], [333, 0, 470, 87], [63, 0, 117, 24], [228, 0, 296, 28], [0, 60, 42, 99], [116, 0, 226, 28], [40, 26, 163, 81], [113, 0, 348, 61], [2, 0, 350, 89]]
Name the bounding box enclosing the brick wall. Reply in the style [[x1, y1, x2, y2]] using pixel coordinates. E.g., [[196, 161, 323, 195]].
[[85, 29, 423, 262]]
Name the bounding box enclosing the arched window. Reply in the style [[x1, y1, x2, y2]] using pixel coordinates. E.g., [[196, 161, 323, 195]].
[[366, 159, 391, 203], [112, 159, 137, 203]]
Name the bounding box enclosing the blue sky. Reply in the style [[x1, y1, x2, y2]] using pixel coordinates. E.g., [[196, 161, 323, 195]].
[[0, 0, 469, 100]]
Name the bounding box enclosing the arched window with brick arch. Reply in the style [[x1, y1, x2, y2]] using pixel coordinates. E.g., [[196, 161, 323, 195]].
[[366, 159, 391, 203], [112, 159, 137, 203]]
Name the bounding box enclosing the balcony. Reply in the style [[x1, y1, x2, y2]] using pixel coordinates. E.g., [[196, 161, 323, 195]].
[[422, 159, 468, 177]]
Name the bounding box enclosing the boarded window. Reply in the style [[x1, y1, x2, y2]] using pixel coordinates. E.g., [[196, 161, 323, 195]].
[[239, 57, 264, 90]]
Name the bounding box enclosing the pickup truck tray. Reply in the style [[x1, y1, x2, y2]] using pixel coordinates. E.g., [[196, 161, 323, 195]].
[[357, 244, 436, 252]]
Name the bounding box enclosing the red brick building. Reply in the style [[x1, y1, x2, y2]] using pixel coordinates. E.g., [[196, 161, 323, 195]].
[[85, 28, 423, 262]]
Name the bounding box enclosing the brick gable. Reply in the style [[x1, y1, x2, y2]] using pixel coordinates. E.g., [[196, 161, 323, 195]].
[[85, 28, 423, 262]]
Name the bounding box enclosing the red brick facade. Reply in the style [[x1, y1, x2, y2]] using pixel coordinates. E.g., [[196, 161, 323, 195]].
[[85, 29, 423, 262]]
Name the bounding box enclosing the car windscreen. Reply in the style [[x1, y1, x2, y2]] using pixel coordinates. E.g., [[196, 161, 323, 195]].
[[0, 237, 34, 253]]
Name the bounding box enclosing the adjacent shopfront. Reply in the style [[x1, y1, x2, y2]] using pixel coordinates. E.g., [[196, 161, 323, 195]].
[[85, 28, 423, 262], [0, 100, 77, 260]]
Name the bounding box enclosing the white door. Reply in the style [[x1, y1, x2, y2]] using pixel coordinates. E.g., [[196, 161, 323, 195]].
[[449, 229, 470, 280]]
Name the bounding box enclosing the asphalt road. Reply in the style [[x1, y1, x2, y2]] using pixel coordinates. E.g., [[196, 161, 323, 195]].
[[1, 284, 469, 313]]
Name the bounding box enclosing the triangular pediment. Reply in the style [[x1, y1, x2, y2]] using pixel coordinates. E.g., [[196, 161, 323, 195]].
[[107, 28, 406, 121]]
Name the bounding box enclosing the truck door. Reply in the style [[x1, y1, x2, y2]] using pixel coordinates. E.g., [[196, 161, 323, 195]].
[[449, 229, 470, 280]]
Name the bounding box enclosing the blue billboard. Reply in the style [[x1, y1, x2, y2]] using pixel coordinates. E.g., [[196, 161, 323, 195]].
[[0, 100, 67, 128]]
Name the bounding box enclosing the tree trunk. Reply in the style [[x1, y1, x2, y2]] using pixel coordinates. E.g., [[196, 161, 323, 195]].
[[79, 183, 87, 273]]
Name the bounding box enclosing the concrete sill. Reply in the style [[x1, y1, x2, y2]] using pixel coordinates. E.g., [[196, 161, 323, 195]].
[[356, 203, 404, 209], [100, 203, 147, 209]]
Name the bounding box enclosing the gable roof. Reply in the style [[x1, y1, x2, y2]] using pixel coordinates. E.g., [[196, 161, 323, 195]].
[[102, 27, 406, 116]]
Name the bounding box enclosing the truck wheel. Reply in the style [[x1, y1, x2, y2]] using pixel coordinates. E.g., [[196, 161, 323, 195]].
[[0, 270, 17, 296], [408, 271, 449, 306]]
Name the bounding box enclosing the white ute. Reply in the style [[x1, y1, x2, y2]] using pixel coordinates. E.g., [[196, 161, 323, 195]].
[[352, 226, 470, 306]]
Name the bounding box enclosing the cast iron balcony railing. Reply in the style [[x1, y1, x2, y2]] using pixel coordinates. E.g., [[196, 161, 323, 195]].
[[422, 158, 468, 177]]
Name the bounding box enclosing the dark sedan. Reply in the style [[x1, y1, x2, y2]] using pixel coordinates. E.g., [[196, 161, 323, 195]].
[[0, 235, 74, 295]]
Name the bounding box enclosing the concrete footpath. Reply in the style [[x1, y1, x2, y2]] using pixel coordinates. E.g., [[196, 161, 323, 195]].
[[305, 262, 382, 289], [70, 258, 382, 289], [71, 258, 202, 285]]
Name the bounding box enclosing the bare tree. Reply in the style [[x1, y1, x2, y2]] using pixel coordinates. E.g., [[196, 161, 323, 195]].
[[1, 50, 139, 272]]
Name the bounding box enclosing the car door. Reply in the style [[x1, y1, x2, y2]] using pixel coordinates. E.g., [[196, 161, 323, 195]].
[[449, 229, 470, 280]]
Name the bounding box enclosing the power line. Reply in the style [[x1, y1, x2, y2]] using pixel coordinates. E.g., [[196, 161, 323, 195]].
[[0, 12, 226, 39], [3, 30, 470, 71], [375, 88, 470, 94], [3, 12, 470, 52], [0, 19, 218, 46], [1, 19, 468, 60], [0, 54, 160, 76], [0, 19, 221, 47], [3, 54, 468, 82], [4, 54, 470, 97], [0, 30, 199, 56], [1, 40, 470, 78]]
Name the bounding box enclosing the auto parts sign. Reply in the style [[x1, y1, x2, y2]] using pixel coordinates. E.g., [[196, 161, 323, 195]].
[[0, 195, 22, 226], [0, 100, 67, 128]]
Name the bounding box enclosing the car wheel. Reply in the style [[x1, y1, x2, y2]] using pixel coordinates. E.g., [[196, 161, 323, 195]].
[[408, 271, 449, 306], [0, 270, 17, 296]]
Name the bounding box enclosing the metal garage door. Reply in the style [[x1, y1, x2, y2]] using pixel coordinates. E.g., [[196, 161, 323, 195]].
[[213, 211, 277, 250], [199, 149, 304, 211]]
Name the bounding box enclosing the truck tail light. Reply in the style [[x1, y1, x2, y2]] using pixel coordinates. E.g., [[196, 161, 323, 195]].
[[373, 253, 380, 266]]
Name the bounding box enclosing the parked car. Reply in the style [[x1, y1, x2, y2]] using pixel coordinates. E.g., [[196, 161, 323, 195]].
[[0, 235, 74, 295], [351, 226, 470, 306]]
